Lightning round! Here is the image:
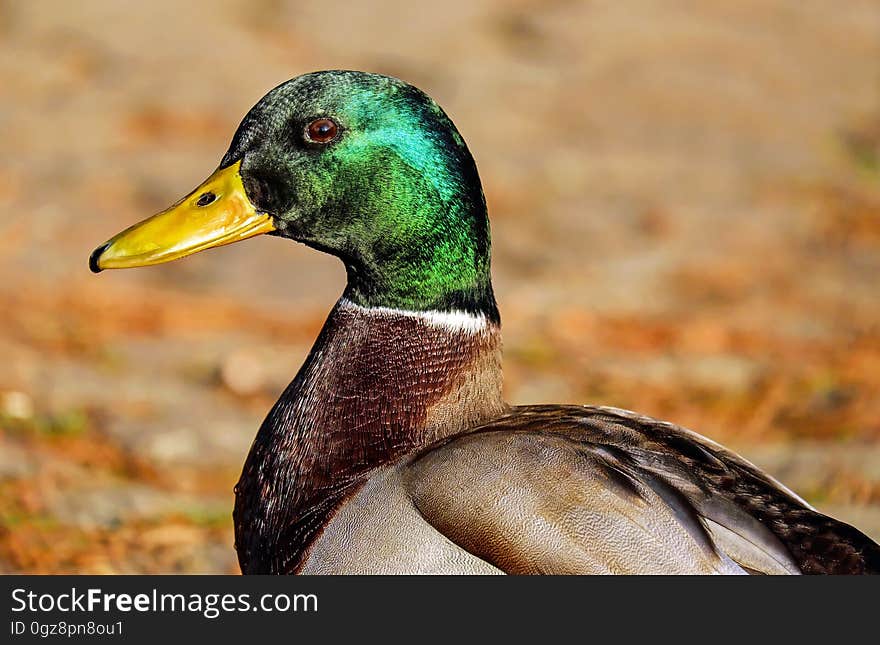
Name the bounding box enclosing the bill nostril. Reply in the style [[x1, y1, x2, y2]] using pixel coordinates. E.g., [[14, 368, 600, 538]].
[[89, 243, 110, 273], [196, 192, 217, 207]]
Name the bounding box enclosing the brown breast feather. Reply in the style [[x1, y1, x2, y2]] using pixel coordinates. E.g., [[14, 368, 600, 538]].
[[233, 302, 505, 574]]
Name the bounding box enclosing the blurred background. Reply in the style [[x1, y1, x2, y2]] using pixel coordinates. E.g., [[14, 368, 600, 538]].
[[1, 0, 879, 573]]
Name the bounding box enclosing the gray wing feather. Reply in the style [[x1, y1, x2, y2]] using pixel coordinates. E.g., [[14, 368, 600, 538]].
[[403, 405, 880, 574], [404, 430, 745, 574]]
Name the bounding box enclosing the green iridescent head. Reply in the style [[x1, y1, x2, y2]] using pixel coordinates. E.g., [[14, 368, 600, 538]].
[[90, 71, 498, 322]]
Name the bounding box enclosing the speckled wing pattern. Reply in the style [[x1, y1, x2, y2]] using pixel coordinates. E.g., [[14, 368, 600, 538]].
[[404, 405, 880, 575]]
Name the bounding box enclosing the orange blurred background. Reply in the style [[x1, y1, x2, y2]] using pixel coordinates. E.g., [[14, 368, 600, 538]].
[[1, 1, 879, 572]]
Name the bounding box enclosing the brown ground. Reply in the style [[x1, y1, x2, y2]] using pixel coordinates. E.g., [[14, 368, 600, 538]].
[[1, 0, 879, 573]]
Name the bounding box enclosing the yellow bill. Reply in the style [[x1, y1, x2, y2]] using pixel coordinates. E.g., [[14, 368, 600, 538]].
[[89, 160, 274, 273]]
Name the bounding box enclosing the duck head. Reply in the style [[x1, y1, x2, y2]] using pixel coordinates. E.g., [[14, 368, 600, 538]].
[[90, 71, 498, 321]]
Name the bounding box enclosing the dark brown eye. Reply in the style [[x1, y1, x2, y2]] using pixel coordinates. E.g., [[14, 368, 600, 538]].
[[305, 118, 339, 144]]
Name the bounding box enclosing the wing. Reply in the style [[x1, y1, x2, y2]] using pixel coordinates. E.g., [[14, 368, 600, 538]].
[[402, 422, 745, 574], [402, 405, 880, 575]]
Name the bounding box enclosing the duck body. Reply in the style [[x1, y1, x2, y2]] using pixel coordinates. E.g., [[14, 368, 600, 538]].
[[233, 300, 879, 575], [90, 71, 880, 574]]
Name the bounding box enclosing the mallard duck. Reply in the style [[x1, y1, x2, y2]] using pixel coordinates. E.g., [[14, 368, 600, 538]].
[[90, 70, 879, 574]]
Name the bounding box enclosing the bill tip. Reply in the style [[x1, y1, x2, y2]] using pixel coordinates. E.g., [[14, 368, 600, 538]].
[[89, 243, 109, 273]]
